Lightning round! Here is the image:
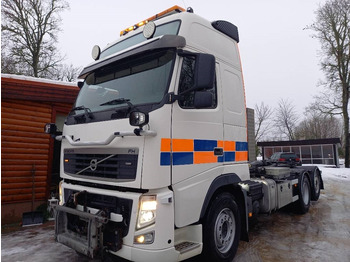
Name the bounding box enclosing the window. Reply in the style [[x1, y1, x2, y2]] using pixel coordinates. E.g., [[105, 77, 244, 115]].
[[291, 147, 301, 157], [301, 146, 311, 159], [74, 49, 175, 114], [282, 146, 291, 152], [311, 146, 322, 159], [100, 21, 181, 59], [323, 145, 333, 159], [178, 56, 217, 109], [264, 147, 274, 159]]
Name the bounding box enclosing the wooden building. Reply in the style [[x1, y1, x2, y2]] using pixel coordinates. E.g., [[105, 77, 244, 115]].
[[1, 74, 79, 224]]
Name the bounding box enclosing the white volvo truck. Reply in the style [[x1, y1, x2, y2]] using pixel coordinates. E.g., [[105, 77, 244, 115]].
[[45, 6, 323, 262]]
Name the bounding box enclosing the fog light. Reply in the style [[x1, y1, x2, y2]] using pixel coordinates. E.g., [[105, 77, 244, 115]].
[[134, 231, 155, 244]]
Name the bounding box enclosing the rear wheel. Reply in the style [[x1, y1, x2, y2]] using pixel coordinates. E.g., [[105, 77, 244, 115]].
[[295, 173, 311, 214], [202, 192, 241, 262], [311, 168, 321, 201]]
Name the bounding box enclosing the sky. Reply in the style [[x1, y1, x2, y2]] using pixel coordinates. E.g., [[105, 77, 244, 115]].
[[58, 0, 327, 115]]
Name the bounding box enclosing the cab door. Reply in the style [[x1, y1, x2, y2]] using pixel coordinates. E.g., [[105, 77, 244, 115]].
[[169, 54, 224, 227]]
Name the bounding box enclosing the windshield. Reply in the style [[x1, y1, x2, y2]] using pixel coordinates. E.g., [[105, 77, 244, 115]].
[[74, 49, 175, 115]]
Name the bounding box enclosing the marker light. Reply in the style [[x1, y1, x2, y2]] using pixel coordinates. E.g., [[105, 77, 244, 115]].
[[59, 181, 63, 205], [143, 21, 156, 39], [91, 45, 101, 60], [137, 195, 157, 229], [120, 5, 185, 36]]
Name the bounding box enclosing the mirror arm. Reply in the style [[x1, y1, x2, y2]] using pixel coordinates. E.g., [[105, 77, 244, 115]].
[[166, 87, 199, 104]]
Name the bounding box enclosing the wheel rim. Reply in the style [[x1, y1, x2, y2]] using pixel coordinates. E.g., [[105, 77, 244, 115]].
[[214, 208, 235, 253], [314, 171, 320, 194], [302, 178, 310, 205]]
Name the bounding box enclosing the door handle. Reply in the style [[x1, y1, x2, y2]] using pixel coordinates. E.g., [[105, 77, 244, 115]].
[[214, 147, 224, 156]]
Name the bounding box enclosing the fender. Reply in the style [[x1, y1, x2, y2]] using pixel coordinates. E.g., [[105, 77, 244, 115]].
[[295, 166, 324, 191], [199, 173, 249, 241]]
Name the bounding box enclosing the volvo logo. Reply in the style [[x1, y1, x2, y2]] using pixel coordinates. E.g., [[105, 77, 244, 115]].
[[90, 159, 98, 171]]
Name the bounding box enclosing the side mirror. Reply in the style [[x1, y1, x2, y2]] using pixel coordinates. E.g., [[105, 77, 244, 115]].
[[77, 81, 84, 89], [194, 91, 213, 108], [194, 53, 215, 90]]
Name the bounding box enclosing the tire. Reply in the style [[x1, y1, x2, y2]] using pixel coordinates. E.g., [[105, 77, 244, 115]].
[[295, 173, 311, 214], [311, 168, 321, 201], [202, 192, 241, 262]]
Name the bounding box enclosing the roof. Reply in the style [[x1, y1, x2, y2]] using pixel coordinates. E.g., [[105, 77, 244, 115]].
[[1, 74, 79, 104], [257, 138, 341, 147]]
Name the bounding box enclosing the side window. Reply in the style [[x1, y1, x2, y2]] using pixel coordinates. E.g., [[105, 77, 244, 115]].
[[178, 56, 217, 109]]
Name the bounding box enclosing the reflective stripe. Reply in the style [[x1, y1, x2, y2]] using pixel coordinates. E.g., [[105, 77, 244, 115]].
[[161, 138, 171, 152], [173, 139, 193, 152], [194, 151, 217, 164], [224, 141, 235, 151], [160, 138, 248, 166]]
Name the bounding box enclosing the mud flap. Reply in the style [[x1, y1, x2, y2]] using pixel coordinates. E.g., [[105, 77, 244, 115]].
[[54, 204, 110, 258]]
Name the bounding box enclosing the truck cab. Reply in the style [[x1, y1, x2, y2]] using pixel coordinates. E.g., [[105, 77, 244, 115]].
[[47, 6, 322, 262]]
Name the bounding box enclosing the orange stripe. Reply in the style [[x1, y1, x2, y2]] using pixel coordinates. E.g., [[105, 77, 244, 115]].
[[217, 140, 224, 148], [235, 151, 248, 161], [194, 152, 217, 164], [161, 138, 171, 152], [224, 141, 235, 151], [173, 139, 194, 152]]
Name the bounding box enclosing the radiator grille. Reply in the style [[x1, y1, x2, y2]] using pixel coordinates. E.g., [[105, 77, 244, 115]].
[[64, 153, 138, 180]]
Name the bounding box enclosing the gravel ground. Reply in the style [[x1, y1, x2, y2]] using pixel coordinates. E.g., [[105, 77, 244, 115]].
[[2, 167, 350, 262]]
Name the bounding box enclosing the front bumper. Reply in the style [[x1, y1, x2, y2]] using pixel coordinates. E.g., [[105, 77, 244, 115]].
[[54, 204, 112, 258]]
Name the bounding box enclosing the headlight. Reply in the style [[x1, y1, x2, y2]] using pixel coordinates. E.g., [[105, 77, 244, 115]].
[[137, 195, 157, 229]]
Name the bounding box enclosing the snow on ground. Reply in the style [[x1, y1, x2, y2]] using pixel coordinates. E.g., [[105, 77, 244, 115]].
[[317, 164, 350, 181]]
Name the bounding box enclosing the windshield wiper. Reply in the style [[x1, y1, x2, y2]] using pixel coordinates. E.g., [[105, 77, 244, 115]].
[[100, 98, 133, 109], [69, 105, 94, 119]]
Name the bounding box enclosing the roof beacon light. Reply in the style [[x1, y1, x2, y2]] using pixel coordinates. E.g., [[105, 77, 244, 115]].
[[120, 5, 185, 36]]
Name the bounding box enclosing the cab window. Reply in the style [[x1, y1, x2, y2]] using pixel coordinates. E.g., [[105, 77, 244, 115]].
[[178, 56, 217, 109]]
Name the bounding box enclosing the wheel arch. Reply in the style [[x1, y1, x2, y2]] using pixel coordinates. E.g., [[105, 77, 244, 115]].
[[199, 173, 249, 242]]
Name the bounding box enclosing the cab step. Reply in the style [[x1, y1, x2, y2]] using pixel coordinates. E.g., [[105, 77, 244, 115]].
[[175, 241, 201, 254]]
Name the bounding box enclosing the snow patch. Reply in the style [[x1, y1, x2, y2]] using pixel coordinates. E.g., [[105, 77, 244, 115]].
[[319, 165, 350, 181]]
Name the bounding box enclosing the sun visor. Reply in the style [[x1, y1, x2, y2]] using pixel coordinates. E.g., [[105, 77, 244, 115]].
[[78, 35, 186, 79]]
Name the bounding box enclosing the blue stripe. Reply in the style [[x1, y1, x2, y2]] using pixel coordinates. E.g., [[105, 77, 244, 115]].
[[173, 152, 193, 165], [236, 142, 248, 151], [160, 152, 171, 166], [194, 139, 217, 151], [224, 152, 235, 162]]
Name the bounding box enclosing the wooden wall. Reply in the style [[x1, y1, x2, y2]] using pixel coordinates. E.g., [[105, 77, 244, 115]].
[[1, 75, 79, 223], [2, 100, 52, 203]]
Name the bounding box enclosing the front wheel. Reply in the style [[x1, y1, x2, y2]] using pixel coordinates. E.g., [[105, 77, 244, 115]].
[[202, 192, 241, 262]]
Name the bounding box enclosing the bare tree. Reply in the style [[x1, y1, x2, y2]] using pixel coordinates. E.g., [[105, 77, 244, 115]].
[[50, 64, 82, 82], [295, 107, 342, 140], [255, 102, 273, 141], [274, 99, 299, 141], [308, 0, 350, 167], [1, 0, 69, 78]]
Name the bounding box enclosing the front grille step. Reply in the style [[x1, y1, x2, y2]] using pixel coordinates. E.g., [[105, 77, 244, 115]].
[[175, 241, 201, 254]]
